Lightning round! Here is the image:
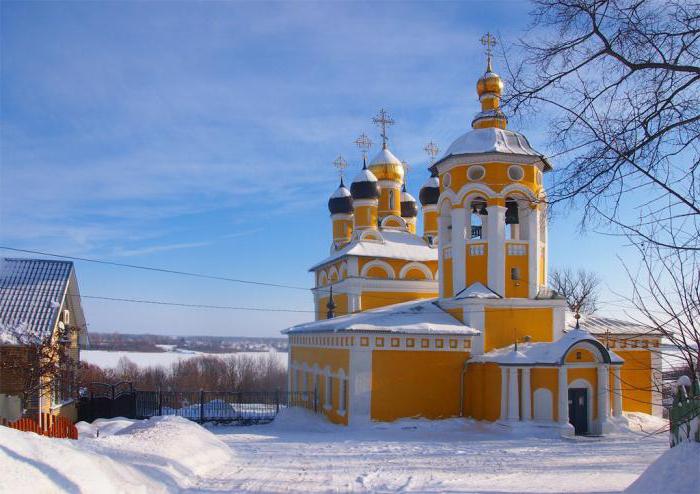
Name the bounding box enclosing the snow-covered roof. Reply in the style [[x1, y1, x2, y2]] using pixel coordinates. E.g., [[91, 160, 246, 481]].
[[331, 185, 352, 198], [566, 312, 655, 336], [352, 168, 378, 183], [470, 328, 624, 366], [434, 127, 552, 171], [454, 282, 501, 300], [370, 147, 402, 166], [0, 258, 83, 342], [309, 230, 437, 271], [284, 299, 478, 335]]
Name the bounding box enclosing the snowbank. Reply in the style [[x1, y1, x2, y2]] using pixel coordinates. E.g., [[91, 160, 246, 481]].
[[0, 416, 235, 493], [625, 442, 700, 494]]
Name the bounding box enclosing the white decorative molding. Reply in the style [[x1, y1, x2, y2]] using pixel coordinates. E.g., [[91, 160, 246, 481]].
[[506, 242, 527, 256], [398, 262, 434, 280], [360, 259, 396, 279], [328, 265, 339, 282], [469, 243, 486, 256], [456, 183, 497, 205]]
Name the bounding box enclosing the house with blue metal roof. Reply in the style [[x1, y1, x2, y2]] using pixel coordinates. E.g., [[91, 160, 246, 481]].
[[0, 258, 88, 422]]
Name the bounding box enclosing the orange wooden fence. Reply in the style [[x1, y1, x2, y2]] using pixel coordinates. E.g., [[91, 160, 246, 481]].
[[0, 413, 78, 439]]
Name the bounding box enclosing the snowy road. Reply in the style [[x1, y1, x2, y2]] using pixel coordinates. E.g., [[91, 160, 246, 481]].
[[1, 411, 669, 493], [195, 412, 667, 493]]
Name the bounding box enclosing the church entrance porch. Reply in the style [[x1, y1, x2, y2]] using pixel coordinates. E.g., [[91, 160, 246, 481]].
[[568, 388, 589, 435]]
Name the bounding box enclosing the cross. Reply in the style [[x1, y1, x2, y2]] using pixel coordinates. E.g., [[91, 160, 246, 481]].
[[424, 141, 440, 163], [372, 108, 395, 149], [354, 133, 373, 165], [401, 160, 410, 187], [333, 155, 347, 181], [480, 32, 497, 69]]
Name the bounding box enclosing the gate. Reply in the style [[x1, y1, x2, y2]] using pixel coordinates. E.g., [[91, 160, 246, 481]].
[[77, 382, 136, 422]]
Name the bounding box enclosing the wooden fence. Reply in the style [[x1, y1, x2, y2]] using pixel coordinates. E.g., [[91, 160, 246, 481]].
[[0, 413, 78, 440]]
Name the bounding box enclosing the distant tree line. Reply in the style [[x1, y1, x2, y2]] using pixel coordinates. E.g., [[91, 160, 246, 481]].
[[87, 332, 288, 354], [78, 353, 287, 392]]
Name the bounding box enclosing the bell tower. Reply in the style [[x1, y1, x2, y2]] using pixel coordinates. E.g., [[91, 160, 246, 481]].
[[430, 33, 550, 299]]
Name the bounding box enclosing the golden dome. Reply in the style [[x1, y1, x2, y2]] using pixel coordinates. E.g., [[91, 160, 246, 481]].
[[368, 147, 405, 182], [476, 70, 503, 97]]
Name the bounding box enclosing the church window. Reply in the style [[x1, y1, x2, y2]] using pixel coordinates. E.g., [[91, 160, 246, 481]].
[[339, 378, 347, 414], [389, 190, 395, 209], [511, 267, 521, 281], [325, 374, 333, 409], [442, 172, 452, 188], [508, 165, 524, 181], [467, 165, 485, 181], [406, 338, 415, 348]]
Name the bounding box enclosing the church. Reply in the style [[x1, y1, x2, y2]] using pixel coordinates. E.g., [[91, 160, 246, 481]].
[[283, 39, 662, 435]]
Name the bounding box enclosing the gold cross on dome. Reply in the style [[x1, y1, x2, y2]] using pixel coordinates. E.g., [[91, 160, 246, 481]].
[[354, 133, 373, 162], [333, 155, 348, 181], [372, 108, 395, 149], [401, 160, 410, 187], [480, 32, 497, 68], [424, 141, 440, 162]]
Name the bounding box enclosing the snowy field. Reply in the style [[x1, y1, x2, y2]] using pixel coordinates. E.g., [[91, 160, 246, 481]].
[[82, 349, 288, 369], [0, 409, 688, 493]]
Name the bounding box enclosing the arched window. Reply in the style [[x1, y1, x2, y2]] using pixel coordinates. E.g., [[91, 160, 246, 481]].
[[505, 198, 520, 240], [389, 189, 395, 209], [468, 198, 487, 239]]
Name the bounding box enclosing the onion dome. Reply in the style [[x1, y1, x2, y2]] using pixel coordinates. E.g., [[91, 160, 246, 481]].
[[473, 58, 507, 130], [419, 170, 440, 206], [400, 184, 418, 218], [350, 160, 380, 200], [368, 146, 404, 182], [328, 179, 353, 214]]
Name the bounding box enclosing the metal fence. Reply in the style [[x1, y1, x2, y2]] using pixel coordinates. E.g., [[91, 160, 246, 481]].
[[134, 390, 317, 424]]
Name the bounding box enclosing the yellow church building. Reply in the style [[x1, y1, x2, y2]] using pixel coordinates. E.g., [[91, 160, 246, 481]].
[[283, 44, 662, 435]]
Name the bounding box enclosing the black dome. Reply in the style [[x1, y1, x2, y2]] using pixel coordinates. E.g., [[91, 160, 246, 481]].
[[419, 175, 440, 206], [401, 200, 418, 218], [328, 184, 354, 215], [350, 167, 380, 200]]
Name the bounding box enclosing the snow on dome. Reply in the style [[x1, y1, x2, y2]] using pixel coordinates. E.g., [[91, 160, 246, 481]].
[[436, 127, 552, 170], [330, 185, 351, 198], [369, 147, 402, 166], [283, 299, 479, 336], [352, 168, 378, 183], [400, 190, 416, 203], [328, 182, 353, 215], [419, 175, 440, 206]]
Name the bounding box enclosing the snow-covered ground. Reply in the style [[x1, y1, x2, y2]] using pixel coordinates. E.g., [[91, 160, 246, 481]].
[[0, 410, 679, 493], [81, 349, 287, 369]]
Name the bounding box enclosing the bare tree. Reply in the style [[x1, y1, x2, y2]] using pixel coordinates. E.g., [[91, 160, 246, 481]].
[[549, 267, 601, 323], [0, 321, 76, 418], [504, 0, 700, 252], [623, 243, 700, 378]]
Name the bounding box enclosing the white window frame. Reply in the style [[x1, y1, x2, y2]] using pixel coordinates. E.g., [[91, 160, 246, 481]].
[[324, 368, 333, 411]]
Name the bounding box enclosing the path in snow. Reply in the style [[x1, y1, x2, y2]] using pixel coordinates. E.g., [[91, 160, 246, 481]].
[[194, 410, 668, 493]]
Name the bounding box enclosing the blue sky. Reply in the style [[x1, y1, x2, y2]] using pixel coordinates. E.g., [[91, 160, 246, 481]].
[[0, 1, 635, 337]]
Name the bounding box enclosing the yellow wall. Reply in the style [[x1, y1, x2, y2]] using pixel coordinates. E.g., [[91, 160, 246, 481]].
[[423, 210, 438, 236], [440, 162, 541, 197], [443, 258, 453, 297], [378, 186, 401, 217], [317, 293, 349, 320], [358, 258, 438, 281], [466, 243, 488, 287], [333, 218, 353, 244], [538, 248, 545, 286], [290, 346, 350, 425], [361, 291, 436, 311], [565, 348, 597, 363], [355, 204, 378, 230], [483, 307, 553, 352], [371, 350, 469, 421], [504, 248, 529, 298], [615, 350, 653, 414], [463, 362, 501, 421]]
